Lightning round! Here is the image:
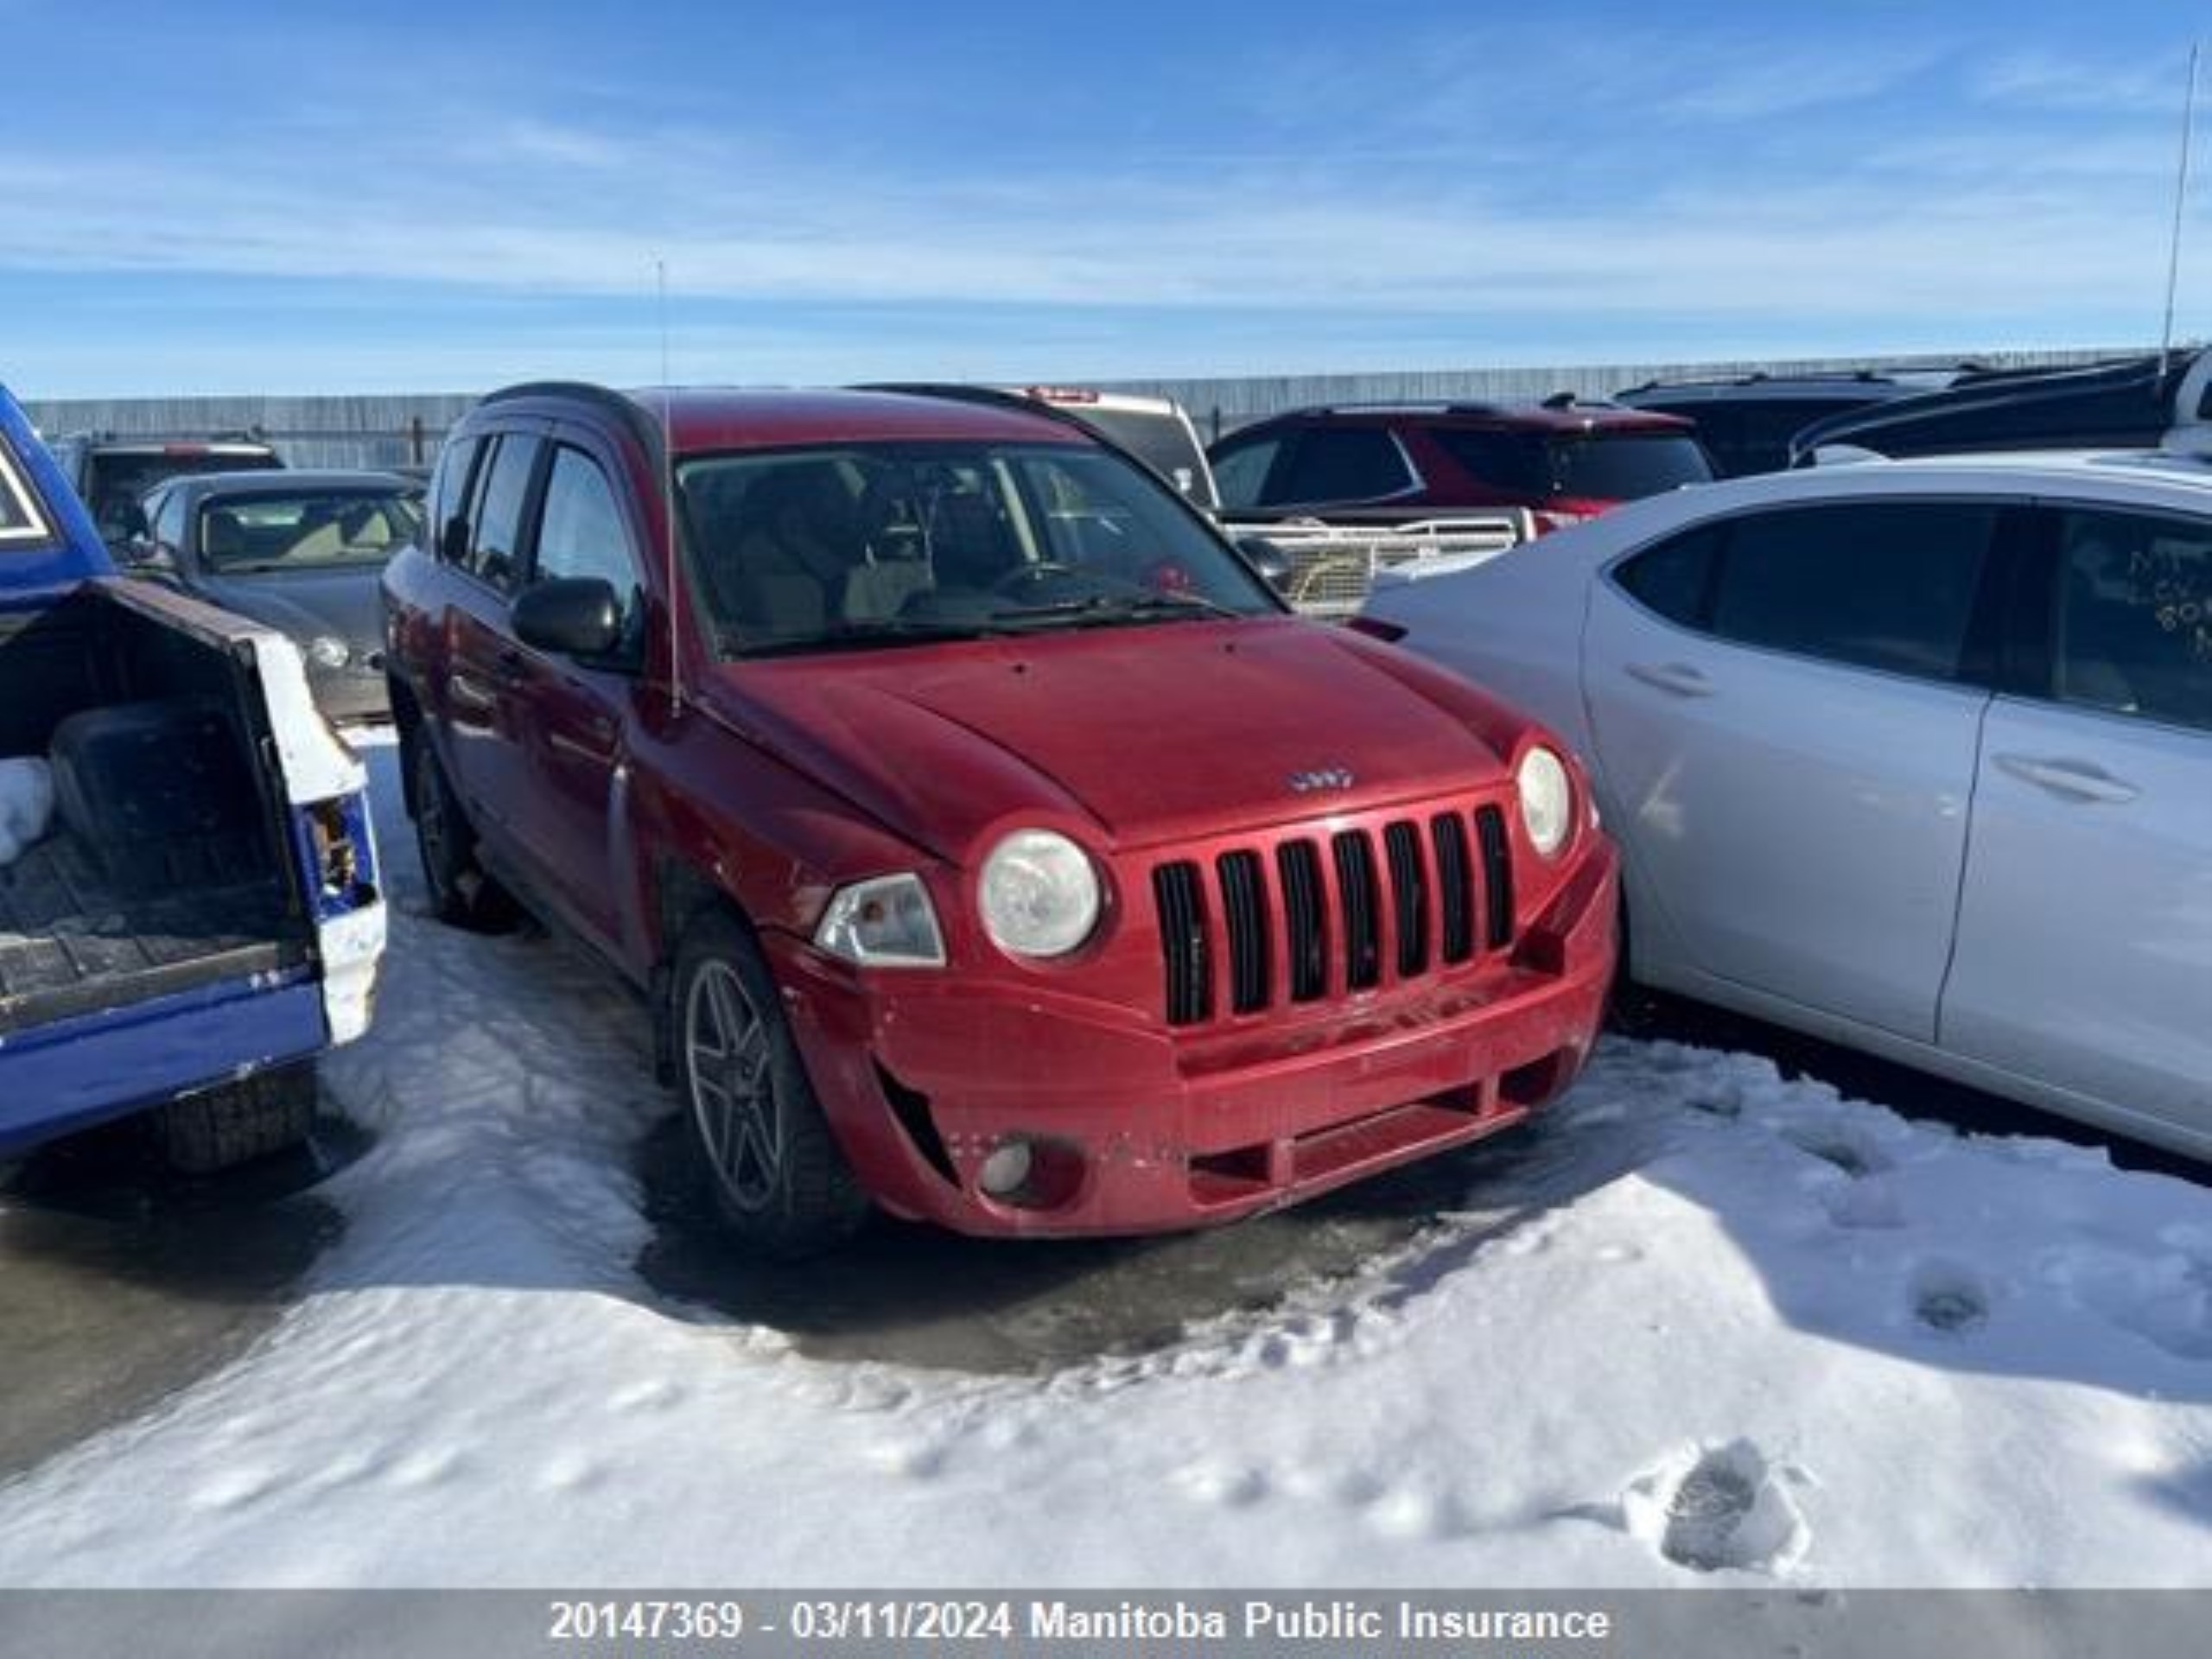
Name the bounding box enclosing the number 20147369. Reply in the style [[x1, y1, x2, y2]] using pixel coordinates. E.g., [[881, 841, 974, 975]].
[[546, 1600, 748, 1641]]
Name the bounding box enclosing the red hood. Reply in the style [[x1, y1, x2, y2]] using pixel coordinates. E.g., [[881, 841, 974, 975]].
[[697, 618, 1525, 861]]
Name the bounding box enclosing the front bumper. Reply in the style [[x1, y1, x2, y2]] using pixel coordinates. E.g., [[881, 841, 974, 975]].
[[769, 837, 1618, 1237]]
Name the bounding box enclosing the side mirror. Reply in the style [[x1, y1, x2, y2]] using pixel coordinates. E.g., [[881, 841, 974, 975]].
[[512, 576, 624, 660], [1235, 534, 1293, 591], [123, 537, 176, 575]]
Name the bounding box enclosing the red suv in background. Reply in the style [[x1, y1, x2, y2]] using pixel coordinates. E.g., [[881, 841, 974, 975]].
[[1209, 397, 1713, 537], [382, 382, 1618, 1254]]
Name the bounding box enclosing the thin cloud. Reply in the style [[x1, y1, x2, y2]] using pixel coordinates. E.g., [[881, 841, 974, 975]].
[[1971, 49, 2190, 115], [0, 137, 2174, 327], [4, 4, 2205, 395]]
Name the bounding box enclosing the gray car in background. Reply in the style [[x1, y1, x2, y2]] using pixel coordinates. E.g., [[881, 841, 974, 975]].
[[127, 470, 422, 722], [1358, 451, 2212, 1160]]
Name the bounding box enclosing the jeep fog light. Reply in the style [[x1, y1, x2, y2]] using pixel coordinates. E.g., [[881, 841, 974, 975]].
[[1517, 747, 1573, 858], [978, 1139, 1033, 1198], [814, 874, 946, 967], [980, 830, 1100, 958]]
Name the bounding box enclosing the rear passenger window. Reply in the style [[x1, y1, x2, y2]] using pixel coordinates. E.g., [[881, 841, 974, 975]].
[[1709, 501, 1994, 682], [469, 435, 540, 590], [1612, 523, 1723, 626], [1277, 429, 1413, 504], [2050, 507, 2212, 733]]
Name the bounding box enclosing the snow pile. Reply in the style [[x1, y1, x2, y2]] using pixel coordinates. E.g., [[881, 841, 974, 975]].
[[0, 756, 54, 868], [0, 732, 2207, 1588]]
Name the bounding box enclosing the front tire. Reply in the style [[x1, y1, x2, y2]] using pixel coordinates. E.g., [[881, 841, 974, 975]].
[[410, 733, 515, 931], [157, 1062, 318, 1174], [674, 910, 868, 1256]]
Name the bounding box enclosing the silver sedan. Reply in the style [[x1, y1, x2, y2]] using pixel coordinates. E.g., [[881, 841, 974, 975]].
[[1359, 451, 2212, 1159]]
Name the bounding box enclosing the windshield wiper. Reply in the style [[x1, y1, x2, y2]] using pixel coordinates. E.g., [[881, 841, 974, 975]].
[[988, 592, 1239, 626], [734, 616, 1015, 657]]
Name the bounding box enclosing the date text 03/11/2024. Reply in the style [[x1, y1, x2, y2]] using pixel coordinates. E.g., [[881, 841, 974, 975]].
[[545, 1598, 1617, 1643]]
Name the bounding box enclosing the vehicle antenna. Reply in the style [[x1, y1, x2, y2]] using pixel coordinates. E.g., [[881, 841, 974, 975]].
[[657, 257, 681, 719], [2159, 41, 2201, 373]]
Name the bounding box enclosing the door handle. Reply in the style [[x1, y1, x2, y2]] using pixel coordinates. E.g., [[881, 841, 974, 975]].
[[1993, 753, 2140, 804], [1625, 661, 1714, 698]]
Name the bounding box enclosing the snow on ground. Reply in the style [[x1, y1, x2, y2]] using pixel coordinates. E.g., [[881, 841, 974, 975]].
[[0, 756, 53, 868], [0, 732, 2208, 1587]]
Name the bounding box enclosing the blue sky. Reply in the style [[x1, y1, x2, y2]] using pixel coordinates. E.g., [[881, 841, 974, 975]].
[[1, 1, 2206, 396]]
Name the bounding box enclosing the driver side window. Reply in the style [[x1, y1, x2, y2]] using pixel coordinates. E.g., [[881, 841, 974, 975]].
[[535, 448, 638, 602]]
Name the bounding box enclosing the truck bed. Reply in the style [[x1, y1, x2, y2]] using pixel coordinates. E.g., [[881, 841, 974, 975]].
[[0, 822, 302, 1036], [0, 585, 316, 1039]]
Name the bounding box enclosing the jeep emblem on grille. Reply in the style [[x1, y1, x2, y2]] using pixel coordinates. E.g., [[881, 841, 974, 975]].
[[1287, 767, 1356, 793]]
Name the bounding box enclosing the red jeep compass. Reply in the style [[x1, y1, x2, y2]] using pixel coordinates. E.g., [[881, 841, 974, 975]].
[[382, 383, 1618, 1252]]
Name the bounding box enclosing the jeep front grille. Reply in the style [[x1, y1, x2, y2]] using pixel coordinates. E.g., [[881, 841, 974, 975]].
[[1153, 804, 1516, 1027]]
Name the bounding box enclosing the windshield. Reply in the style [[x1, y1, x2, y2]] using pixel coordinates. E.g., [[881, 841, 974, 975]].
[[195, 488, 423, 572], [1055, 406, 1220, 511], [676, 441, 1275, 658]]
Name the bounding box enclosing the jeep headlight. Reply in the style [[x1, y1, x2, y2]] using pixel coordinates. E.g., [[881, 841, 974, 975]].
[[1517, 747, 1573, 859], [980, 830, 1100, 958], [815, 873, 945, 967], [307, 634, 351, 671]]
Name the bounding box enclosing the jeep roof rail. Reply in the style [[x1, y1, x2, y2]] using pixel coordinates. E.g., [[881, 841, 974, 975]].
[[852, 379, 1130, 444], [852, 380, 1055, 417], [477, 379, 667, 458]]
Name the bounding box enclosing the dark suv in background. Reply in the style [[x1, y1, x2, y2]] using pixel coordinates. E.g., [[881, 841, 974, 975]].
[[1614, 369, 1967, 476], [1208, 398, 1712, 537], [1784, 350, 2211, 466]]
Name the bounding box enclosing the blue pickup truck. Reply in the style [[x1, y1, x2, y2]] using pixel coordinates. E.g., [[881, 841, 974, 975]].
[[0, 382, 385, 1171]]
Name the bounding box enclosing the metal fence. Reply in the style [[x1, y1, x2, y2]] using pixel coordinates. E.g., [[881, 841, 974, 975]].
[[20, 346, 2145, 468], [20, 392, 480, 471]]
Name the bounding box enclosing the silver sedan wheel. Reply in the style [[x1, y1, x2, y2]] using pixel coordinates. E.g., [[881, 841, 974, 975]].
[[685, 958, 783, 1212]]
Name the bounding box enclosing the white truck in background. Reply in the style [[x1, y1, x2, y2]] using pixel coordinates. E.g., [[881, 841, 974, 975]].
[[871, 384, 1532, 616]]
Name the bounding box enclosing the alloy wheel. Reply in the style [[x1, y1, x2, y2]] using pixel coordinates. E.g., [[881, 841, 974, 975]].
[[685, 959, 783, 1211]]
